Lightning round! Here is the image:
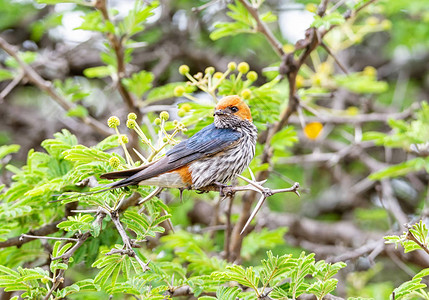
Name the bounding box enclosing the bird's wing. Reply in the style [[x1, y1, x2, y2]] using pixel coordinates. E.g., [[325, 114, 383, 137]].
[[100, 124, 242, 188]]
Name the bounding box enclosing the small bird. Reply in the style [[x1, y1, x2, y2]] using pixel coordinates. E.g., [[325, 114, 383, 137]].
[[100, 95, 257, 191]]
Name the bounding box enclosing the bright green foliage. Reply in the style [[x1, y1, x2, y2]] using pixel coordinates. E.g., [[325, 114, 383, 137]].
[[0, 265, 50, 298], [210, 0, 276, 40], [122, 70, 154, 98], [50, 241, 73, 272], [365, 103, 429, 179], [390, 268, 429, 300], [385, 220, 429, 253], [335, 72, 388, 94], [211, 250, 345, 299], [312, 12, 345, 28], [122, 210, 170, 239], [57, 214, 94, 234]]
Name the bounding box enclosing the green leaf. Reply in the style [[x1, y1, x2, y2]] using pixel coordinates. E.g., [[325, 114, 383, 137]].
[[83, 66, 113, 78], [369, 158, 426, 180], [312, 12, 345, 28], [0, 144, 20, 161], [66, 105, 89, 118], [335, 73, 388, 94], [122, 70, 154, 98], [0, 69, 14, 82]]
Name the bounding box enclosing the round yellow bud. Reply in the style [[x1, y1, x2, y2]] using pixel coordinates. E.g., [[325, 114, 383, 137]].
[[241, 89, 252, 99], [246, 71, 258, 82], [119, 135, 128, 144], [179, 65, 190, 75], [178, 109, 186, 117], [282, 44, 295, 53], [296, 74, 305, 88], [227, 62, 237, 71], [305, 3, 317, 13], [154, 118, 161, 125], [126, 119, 136, 129], [237, 62, 250, 74], [311, 74, 322, 87], [319, 62, 332, 75], [205, 67, 215, 75], [109, 156, 121, 168], [381, 19, 392, 30], [163, 137, 168, 143], [173, 120, 178, 126], [107, 116, 120, 128], [160, 111, 169, 120], [366, 16, 379, 26], [213, 72, 223, 79], [127, 112, 137, 120], [174, 86, 185, 97], [181, 103, 191, 112], [363, 66, 377, 78]]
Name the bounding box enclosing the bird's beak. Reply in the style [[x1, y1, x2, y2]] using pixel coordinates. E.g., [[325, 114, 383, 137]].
[[214, 109, 226, 116]]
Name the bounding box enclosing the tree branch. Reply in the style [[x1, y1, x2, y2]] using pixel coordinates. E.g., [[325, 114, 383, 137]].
[[236, 0, 285, 57]]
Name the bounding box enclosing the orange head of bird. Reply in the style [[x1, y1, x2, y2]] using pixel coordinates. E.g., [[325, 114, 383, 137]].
[[213, 95, 252, 129]]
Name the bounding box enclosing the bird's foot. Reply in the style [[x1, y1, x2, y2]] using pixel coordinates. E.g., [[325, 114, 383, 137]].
[[213, 182, 235, 198]]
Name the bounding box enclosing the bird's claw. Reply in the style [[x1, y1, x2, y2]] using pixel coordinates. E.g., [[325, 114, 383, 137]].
[[214, 182, 234, 198]]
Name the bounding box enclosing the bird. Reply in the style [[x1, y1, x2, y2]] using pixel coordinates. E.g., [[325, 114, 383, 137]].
[[100, 95, 258, 192]]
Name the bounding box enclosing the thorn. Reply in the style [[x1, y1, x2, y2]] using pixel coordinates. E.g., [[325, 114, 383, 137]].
[[241, 193, 267, 235]]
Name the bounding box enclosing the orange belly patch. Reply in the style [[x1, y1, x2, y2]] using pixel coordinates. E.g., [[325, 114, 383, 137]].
[[170, 166, 192, 186]]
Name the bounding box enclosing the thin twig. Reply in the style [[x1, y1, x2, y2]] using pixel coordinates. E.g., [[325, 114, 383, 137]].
[[236, 0, 285, 57], [110, 210, 150, 271], [20, 234, 79, 242], [0, 71, 24, 102]]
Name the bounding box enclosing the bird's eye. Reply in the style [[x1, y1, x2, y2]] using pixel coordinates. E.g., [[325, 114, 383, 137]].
[[230, 106, 239, 113]]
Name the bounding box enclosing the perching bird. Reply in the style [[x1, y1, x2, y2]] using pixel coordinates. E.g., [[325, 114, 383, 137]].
[[100, 95, 257, 191]]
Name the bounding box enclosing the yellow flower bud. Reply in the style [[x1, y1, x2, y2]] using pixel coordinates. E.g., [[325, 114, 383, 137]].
[[311, 74, 322, 87], [363, 66, 377, 78], [179, 64, 190, 75], [319, 62, 332, 75], [237, 62, 250, 74], [366, 16, 379, 26], [241, 89, 252, 99], [107, 116, 120, 128], [119, 135, 128, 144], [126, 119, 136, 129], [213, 72, 223, 79], [127, 112, 137, 120], [246, 71, 258, 82], [178, 109, 186, 117], [160, 111, 169, 120], [109, 156, 120, 168], [381, 19, 392, 30], [282, 44, 295, 53], [173, 120, 178, 126], [154, 118, 161, 125], [305, 3, 317, 13], [296, 75, 305, 88], [163, 137, 168, 143], [205, 67, 215, 75], [227, 62, 237, 71], [181, 103, 191, 112], [174, 86, 185, 97]]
